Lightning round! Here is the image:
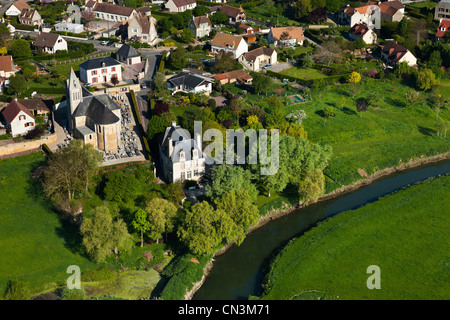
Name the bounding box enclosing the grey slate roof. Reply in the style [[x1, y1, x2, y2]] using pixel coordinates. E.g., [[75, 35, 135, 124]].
[[79, 57, 120, 71], [116, 44, 140, 59], [168, 72, 211, 89], [73, 94, 120, 125], [160, 124, 203, 163]]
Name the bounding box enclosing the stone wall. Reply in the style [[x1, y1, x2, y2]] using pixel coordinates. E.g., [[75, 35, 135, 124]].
[[0, 133, 57, 157]]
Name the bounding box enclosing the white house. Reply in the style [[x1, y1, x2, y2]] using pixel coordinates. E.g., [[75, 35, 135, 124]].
[[188, 15, 212, 38], [33, 32, 68, 54], [239, 46, 277, 72], [211, 33, 248, 58], [159, 121, 206, 183], [92, 2, 136, 22], [127, 13, 158, 45], [381, 41, 417, 67], [55, 22, 84, 34], [79, 56, 122, 85], [5, 0, 30, 16], [167, 71, 213, 95], [349, 23, 377, 45], [165, 0, 197, 13], [338, 4, 381, 29], [268, 26, 305, 47], [435, 0, 450, 20], [1, 99, 35, 137]]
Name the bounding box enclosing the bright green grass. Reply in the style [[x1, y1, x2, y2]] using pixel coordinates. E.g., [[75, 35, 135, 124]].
[[279, 67, 331, 80], [0, 152, 99, 295], [83, 270, 161, 300], [281, 80, 450, 191], [259, 174, 450, 300]]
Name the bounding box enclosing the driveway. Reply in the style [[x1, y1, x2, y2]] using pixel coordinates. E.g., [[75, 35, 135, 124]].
[[268, 61, 294, 73]]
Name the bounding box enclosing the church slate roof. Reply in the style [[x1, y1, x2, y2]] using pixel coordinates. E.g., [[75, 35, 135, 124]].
[[73, 94, 120, 125]]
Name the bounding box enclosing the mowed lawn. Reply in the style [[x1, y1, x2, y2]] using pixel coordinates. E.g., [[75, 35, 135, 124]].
[[260, 174, 450, 300], [279, 67, 331, 80], [0, 152, 98, 295], [281, 80, 450, 191]]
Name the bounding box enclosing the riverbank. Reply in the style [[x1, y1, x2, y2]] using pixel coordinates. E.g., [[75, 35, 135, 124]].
[[186, 151, 450, 300], [259, 174, 450, 299]]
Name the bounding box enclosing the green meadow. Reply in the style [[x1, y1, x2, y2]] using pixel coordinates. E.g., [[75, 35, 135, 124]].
[[259, 174, 450, 300], [0, 152, 99, 295], [281, 80, 450, 191]]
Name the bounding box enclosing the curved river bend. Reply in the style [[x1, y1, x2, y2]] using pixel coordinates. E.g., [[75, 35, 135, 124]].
[[193, 160, 450, 300]]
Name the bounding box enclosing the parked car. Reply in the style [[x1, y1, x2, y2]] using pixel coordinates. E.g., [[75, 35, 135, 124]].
[[84, 83, 92, 87], [262, 64, 272, 70], [100, 40, 108, 46]]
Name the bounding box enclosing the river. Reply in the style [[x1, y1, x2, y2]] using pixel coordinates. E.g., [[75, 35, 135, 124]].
[[193, 159, 450, 300]]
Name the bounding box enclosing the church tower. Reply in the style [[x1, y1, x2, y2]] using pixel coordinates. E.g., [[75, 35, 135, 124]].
[[66, 67, 82, 132]]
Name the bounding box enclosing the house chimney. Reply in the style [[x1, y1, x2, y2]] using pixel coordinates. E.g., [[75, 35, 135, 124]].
[[172, 121, 177, 127], [168, 135, 173, 156]]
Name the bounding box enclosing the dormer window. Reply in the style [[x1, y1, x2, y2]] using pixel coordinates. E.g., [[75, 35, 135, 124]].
[[192, 149, 198, 159], [179, 150, 185, 161]]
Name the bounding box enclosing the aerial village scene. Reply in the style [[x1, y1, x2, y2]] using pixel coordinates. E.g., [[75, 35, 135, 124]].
[[0, 0, 448, 303]]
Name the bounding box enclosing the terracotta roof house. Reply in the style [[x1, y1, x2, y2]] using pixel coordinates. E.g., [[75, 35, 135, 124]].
[[92, 2, 136, 22], [5, 0, 31, 16], [17, 98, 51, 115], [1, 99, 35, 137], [19, 8, 43, 27], [128, 13, 157, 45], [165, 0, 197, 13], [338, 3, 381, 29], [239, 46, 277, 72], [435, 0, 450, 20], [379, 1, 404, 22], [268, 26, 305, 47], [0, 56, 18, 79], [380, 41, 417, 67], [136, 6, 152, 16], [213, 69, 252, 84], [217, 4, 246, 24], [436, 19, 450, 39], [168, 71, 214, 95], [188, 15, 212, 38], [349, 23, 377, 44], [211, 32, 248, 58], [33, 32, 68, 54]]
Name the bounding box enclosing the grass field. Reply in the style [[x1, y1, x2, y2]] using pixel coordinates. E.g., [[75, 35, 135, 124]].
[[279, 67, 331, 80], [259, 174, 450, 300], [281, 80, 450, 191], [0, 152, 99, 295], [83, 270, 161, 300]]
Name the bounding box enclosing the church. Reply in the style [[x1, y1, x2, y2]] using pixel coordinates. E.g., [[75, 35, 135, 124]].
[[65, 68, 121, 152]]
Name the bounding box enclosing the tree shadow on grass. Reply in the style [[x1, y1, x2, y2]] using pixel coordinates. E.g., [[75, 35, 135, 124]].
[[54, 216, 90, 258], [384, 96, 406, 109], [342, 107, 357, 115], [417, 125, 436, 137]]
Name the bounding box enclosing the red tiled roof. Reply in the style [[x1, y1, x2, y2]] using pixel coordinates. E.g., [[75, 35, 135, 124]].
[[436, 19, 450, 38], [0, 55, 15, 72], [2, 99, 34, 124], [349, 23, 369, 38]]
